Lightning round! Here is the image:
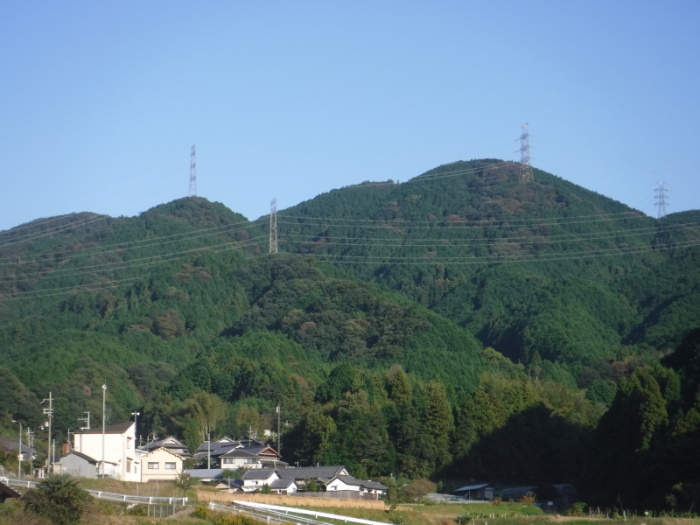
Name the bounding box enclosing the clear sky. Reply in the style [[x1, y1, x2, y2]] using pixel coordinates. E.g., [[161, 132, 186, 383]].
[[2, 1, 698, 231]]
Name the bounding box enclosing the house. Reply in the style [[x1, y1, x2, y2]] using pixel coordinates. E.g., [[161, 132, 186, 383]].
[[142, 436, 190, 456], [0, 437, 35, 465], [453, 483, 495, 501], [237, 469, 299, 495], [325, 475, 387, 499], [141, 447, 186, 482], [73, 422, 141, 482], [195, 436, 279, 468], [276, 465, 349, 490], [219, 445, 286, 470], [240, 468, 279, 492], [54, 451, 118, 479]]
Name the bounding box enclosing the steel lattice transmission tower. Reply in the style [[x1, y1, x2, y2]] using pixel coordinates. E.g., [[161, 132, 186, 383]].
[[269, 198, 278, 254], [655, 181, 668, 218], [518, 123, 534, 183], [188, 145, 198, 197]]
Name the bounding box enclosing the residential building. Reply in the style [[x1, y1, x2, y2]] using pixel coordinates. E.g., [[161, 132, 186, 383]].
[[72, 422, 141, 482], [141, 447, 186, 482]]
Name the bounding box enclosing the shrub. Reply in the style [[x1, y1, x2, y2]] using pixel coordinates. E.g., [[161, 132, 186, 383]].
[[23, 475, 91, 525]]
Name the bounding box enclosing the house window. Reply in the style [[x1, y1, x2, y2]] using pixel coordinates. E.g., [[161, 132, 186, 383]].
[[165, 462, 176, 470], [244, 458, 256, 464], [148, 462, 159, 469], [222, 458, 234, 465]]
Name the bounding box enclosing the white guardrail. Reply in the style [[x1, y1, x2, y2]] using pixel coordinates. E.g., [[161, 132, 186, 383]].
[[231, 501, 392, 525], [3, 478, 187, 507]]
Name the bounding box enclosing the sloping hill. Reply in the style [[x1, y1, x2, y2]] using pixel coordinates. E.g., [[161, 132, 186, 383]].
[[274, 159, 700, 367]]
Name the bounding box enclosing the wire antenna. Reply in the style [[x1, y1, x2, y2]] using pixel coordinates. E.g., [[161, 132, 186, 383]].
[[189, 145, 198, 197], [269, 198, 278, 254], [518, 123, 534, 183], [654, 181, 668, 218]]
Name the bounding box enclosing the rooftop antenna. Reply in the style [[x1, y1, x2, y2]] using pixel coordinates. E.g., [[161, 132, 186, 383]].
[[269, 198, 278, 254], [79, 411, 91, 431], [189, 145, 198, 197], [518, 123, 534, 183]]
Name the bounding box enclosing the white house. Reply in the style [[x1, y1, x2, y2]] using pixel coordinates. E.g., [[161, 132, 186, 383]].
[[73, 422, 141, 482], [240, 469, 279, 492], [325, 475, 387, 499], [141, 447, 186, 482]]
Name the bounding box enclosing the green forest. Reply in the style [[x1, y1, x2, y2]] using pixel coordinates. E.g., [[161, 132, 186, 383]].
[[1, 159, 699, 511]]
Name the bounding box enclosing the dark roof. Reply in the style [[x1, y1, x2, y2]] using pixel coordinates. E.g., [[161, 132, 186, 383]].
[[242, 469, 277, 481], [196, 437, 268, 457], [142, 436, 191, 456], [77, 422, 134, 435], [0, 437, 34, 456], [270, 478, 296, 490], [220, 446, 280, 459], [0, 481, 20, 502], [454, 483, 493, 493], [277, 466, 347, 481]]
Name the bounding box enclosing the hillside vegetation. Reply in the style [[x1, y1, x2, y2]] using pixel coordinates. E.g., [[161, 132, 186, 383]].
[[0, 159, 699, 510]]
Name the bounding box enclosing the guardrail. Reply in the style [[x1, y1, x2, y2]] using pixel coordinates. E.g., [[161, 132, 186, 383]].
[[232, 500, 392, 525], [2, 478, 188, 507], [210, 501, 329, 525]]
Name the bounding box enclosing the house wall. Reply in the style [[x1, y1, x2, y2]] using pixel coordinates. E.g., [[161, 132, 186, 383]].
[[141, 449, 183, 482], [221, 457, 260, 469], [242, 474, 278, 492], [326, 479, 360, 492], [56, 456, 97, 478]]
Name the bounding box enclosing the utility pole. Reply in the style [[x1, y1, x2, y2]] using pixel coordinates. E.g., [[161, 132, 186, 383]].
[[269, 198, 278, 254], [11, 420, 22, 478], [655, 181, 668, 218], [27, 428, 34, 476], [41, 392, 53, 473], [189, 145, 198, 197], [518, 123, 534, 183], [101, 384, 107, 477], [276, 405, 281, 456]]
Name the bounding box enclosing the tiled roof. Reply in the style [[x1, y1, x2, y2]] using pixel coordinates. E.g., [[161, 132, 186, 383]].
[[277, 466, 347, 481], [242, 469, 277, 481], [270, 478, 296, 489]]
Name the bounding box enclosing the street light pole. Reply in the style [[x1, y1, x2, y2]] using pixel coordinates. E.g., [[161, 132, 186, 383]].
[[11, 420, 22, 478]]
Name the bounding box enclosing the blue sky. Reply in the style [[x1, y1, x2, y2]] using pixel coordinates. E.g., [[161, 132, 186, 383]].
[[2, 1, 698, 231]]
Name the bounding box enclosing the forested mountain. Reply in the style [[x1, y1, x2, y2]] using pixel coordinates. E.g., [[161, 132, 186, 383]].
[[1, 159, 699, 509]]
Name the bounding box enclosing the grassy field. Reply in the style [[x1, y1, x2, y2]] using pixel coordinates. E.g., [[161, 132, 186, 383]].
[[4, 478, 700, 525]]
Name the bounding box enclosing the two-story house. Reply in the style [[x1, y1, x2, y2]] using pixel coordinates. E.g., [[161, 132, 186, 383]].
[[72, 422, 141, 482]]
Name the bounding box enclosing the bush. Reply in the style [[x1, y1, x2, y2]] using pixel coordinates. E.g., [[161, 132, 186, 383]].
[[23, 475, 91, 525], [403, 478, 437, 502], [566, 501, 588, 517]]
